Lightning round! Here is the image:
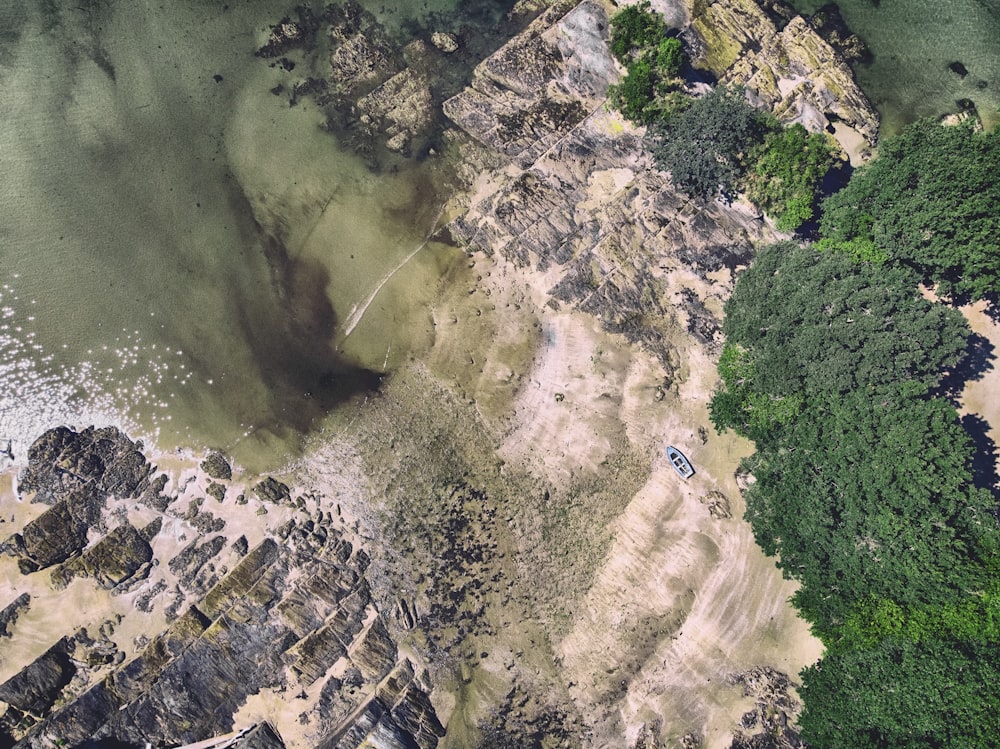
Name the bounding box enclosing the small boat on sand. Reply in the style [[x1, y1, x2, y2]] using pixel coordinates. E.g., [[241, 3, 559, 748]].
[[666, 445, 694, 479]]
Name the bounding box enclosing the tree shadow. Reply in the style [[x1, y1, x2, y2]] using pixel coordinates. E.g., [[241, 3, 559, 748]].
[[960, 414, 1000, 506], [980, 293, 1000, 324], [937, 332, 995, 403]]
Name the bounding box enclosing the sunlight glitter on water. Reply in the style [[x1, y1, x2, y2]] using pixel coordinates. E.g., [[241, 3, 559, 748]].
[[0, 280, 201, 462]]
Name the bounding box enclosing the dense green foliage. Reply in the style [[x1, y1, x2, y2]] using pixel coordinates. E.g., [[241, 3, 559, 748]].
[[649, 84, 764, 198], [608, 1, 666, 64], [820, 119, 1000, 299], [710, 230, 1000, 746], [800, 637, 1000, 748], [746, 390, 994, 632], [746, 123, 836, 231], [648, 88, 835, 226], [606, 3, 685, 125], [718, 242, 969, 401]]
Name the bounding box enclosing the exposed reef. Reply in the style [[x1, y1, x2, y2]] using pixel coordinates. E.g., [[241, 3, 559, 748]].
[[0, 427, 443, 749]]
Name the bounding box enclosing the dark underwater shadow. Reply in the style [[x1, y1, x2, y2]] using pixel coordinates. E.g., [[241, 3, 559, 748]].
[[235, 227, 384, 446]]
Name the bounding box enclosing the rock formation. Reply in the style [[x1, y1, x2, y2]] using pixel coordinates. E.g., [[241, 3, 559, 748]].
[[444, 0, 877, 367], [0, 428, 443, 749]]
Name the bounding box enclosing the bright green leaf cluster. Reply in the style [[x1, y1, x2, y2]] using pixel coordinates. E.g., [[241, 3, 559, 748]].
[[746, 123, 837, 231], [606, 2, 687, 125], [608, 1, 666, 64]]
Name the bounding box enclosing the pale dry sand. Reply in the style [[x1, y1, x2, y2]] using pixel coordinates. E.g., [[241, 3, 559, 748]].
[[415, 235, 824, 745]]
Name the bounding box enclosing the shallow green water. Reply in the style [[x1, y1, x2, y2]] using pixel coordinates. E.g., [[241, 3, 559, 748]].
[[0, 0, 472, 468], [787, 0, 1000, 134]]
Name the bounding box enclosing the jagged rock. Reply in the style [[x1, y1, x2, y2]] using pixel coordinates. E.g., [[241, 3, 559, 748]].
[[687, 0, 878, 145], [168, 535, 226, 584], [141, 473, 171, 511], [315, 665, 444, 749], [233, 722, 287, 749], [806, 4, 870, 64], [51, 522, 153, 590], [330, 33, 395, 92], [0, 592, 30, 637], [19, 426, 151, 503], [727, 667, 804, 749], [231, 535, 250, 557], [287, 586, 371, 687], [356, 68, 435, 151], [8, 486, 104, 573], [430, 31, 459, 53], [202, 539, 280, 620], [0, 637, 75, 715], [201, 451, 233, 481], [349, 617, 397, 682], [442, 2, 592, 168], [141, 517, 163, 542], [253, 477, 292, 505], [206, 481, 227, 502], [698, 490, 733, 519]]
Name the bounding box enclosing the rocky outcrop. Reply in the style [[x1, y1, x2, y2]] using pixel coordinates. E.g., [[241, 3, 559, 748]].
[[444, 0, 877, 369], [0, 592, 30, 638], [685, 0, 878, 145], [18, 425, 151, 502], [0, 637, 75, 716], [444, 0, 784, 362], [1, 426, 444, 749], [50, 521, 154, 590], [201, 450, 233, 481], [727, 667, 804, 749]]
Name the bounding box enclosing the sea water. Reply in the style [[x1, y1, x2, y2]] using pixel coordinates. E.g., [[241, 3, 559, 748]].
[[786, 0, 1000, 134], [0, 0, 500, 469], [3, 0, 995, 472]]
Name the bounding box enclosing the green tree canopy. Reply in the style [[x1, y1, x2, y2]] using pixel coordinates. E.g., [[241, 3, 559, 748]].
[[609, 1, 667, 64], [819, 119, 1000, 300], [746, 123, 837, 231], [647, 84, 764, 198], [799, 636, 1000, 749], [720, 242, 969, 400], [744, 389, 996, 631]]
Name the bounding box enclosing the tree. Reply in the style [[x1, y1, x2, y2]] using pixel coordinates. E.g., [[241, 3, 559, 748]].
[[608, 59, 656, 123], [799, 636, 1000, 749], [819, 119, 1000, 299], [745, 123, 837, 231], [606, 4, 686, 125], [648, 84, 764, 198], [744, 389, 996, 632], [719, 242, 969, 400], [608, 1, 666, 64], [654, 37, 683, 80]]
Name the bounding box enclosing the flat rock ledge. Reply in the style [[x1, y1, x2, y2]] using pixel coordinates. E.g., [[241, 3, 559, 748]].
[[443, 0, 878, 369]]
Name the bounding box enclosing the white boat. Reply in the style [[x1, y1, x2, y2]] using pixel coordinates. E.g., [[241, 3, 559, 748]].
[[666, 445, 694, 479]]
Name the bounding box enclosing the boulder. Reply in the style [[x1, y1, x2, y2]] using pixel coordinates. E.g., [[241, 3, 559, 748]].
[[0, 637, 75, 716], [0, 592, 30, 637], [430, 31, 459, 53], [200, 451, 233, 481]]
